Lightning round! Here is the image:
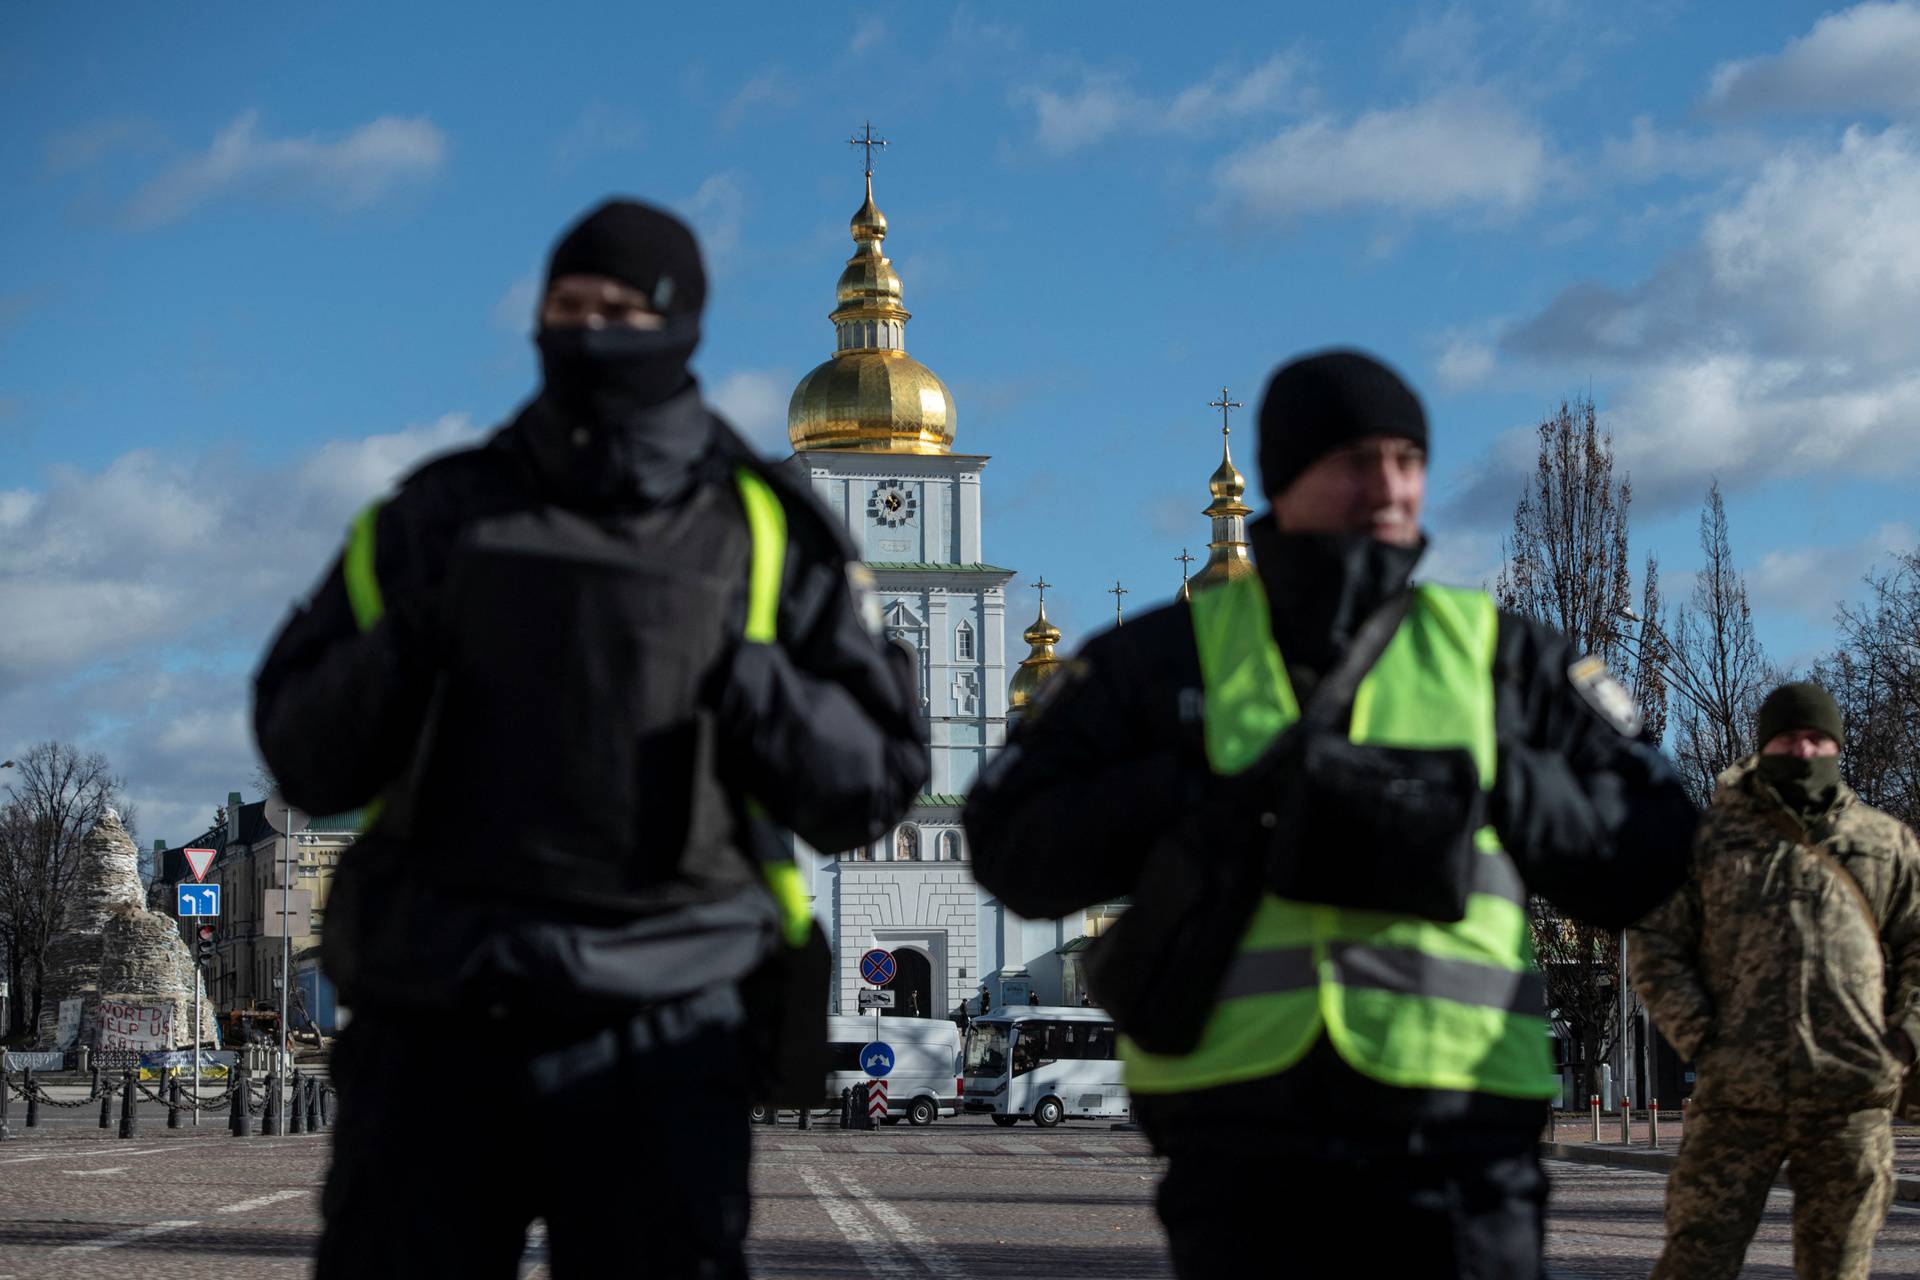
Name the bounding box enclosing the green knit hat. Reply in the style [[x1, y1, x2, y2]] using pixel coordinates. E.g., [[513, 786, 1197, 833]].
[[1756, 681, 1844, 751]]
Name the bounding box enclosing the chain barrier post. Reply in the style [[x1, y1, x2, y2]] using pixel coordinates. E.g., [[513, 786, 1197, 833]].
[[797, 1100, 811, 1130], [1619, 1096, 1632, 1145], [319, 1083, 331, 1130], [1, 1067, 11, 1142], [1649, 1098, 1660, 1147], [304, 1077, 319, 1132], [1589, 1093, 1600, 1142], [288, 1069, 303, 1135], [231, 1067, 250, 1137], [99, 1075, 113, 1129], [89, 1060, 100, 1102], [168, 1073, 182, 1130], [266, 1068, 284, 1136], [118, 1069, 137, 1139], [839, 1087, 851, 1129], [24, 1070, 40, 1128]]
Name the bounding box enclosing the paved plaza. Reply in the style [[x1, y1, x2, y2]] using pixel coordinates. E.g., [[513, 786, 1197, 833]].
[[2, 1117, 1919, 1277]]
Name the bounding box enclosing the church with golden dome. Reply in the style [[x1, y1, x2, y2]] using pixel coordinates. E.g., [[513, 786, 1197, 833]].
[[777, 137, 1232, 1022]]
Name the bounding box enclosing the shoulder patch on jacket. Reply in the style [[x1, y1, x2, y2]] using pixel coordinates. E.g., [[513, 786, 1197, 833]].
[[1568, 654, 1642, 737]]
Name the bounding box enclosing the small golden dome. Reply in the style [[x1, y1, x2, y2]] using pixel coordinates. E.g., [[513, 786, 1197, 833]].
[[1009, 592, 1066, 712], [1191, 396, 1255, 590], [789, 172, 954, 455]]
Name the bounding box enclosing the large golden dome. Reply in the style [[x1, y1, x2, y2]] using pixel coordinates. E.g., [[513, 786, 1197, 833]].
[[789, 175, 956, 455]]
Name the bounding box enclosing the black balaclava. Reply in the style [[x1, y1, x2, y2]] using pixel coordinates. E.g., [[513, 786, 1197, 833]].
[[536, 199, 707, 419], [1754, 682, 1846, 819], [1250, 350, 1430, 684]]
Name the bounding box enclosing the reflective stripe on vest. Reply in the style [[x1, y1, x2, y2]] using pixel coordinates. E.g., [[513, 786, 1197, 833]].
[[339, 467, 812, 946], [1120, 573, 1557, 1100]]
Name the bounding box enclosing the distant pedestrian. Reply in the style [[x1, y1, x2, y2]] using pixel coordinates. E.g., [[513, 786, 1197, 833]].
[[1631, 681, 1920, 1280], [979, 989, 991, 1015], [256, 199, 926, 1278], [1028, 991, 1039, 1007]]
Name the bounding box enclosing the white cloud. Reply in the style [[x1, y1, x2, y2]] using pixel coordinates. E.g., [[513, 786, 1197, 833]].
[[718, 73, 801, 132], [849, 16, 887, 55], [1600, 115, 1775, 182], [708, 369, 793, 456], [1747, 521, 1919, 622], [1015, 53, 1305, 155], [1435, 334, 1496, 392], [0, 415, 482, 840], [552, 104, 645, 171], [123, 110, 447, 227], [492, 274, 540, 335], [1706, 1, 1920, 116], [1214, 90, 1548, 220], [679, 171, 749, 270]]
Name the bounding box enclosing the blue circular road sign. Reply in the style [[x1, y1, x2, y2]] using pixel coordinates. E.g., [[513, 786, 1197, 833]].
[[860, 948, 897, 987], [859, 1042, 896, 1078]]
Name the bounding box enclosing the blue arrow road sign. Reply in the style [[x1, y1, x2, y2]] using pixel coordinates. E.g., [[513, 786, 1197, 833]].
[[860, 1042, 895, 1078], [176, 883, 221, 917], [860, 948, 897, 986]]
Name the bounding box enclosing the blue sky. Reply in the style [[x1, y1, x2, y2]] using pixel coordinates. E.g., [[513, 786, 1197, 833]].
[[5, 2, 1919, 843]]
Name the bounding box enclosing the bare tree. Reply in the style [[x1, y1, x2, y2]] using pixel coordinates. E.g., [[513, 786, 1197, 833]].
[[1629, 554, 1670, 750], [0, 743, 128, 1041], [1813, 548, 1919, 827], [1667, 483, 1776, 808], [1494, 396, 1659, 1097]]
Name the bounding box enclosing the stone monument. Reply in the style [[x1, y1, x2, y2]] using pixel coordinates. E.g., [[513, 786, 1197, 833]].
[[35, 809, 213, 1050]]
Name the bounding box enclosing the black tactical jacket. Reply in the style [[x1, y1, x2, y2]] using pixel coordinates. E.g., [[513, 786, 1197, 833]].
[[965, 518, 1697, 1147], [254, 386, 926, 1018]]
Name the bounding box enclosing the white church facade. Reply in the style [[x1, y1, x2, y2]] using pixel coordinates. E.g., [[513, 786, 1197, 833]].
[[779, 159, 1112, 1021]]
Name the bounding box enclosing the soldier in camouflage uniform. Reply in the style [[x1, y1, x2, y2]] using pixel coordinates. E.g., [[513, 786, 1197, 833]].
[[1630, 681, 1920, 1280]]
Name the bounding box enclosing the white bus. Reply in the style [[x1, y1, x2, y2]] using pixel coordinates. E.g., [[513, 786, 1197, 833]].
[[961, 1006, 1128, 1126]]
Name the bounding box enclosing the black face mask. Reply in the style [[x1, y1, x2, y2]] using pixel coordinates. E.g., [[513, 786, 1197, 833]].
[[1758, 754, 1843, 819], [536, 319, 700, 421]]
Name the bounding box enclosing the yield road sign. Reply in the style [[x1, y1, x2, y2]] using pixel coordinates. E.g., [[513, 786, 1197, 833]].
[[867, 1078, 889, 1120], [176, 883, 221, 917], [860, 948, 897, 987], [184, 848, 216, 883], [858, 990, 895, 1010], [859, 1042, 895, 1078]]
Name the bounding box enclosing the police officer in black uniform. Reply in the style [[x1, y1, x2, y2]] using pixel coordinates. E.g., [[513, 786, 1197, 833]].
[[255, 200, 926, 1277], [964, 351, 1696, 1277]]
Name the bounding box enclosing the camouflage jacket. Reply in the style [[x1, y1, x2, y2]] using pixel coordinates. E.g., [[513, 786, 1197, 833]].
[[1628, 756, 1920, 1112]]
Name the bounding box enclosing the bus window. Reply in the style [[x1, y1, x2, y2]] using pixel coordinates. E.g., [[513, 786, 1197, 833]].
[[964, 1025, 1007, 1077], [1011, 1034, 1039, 1076]]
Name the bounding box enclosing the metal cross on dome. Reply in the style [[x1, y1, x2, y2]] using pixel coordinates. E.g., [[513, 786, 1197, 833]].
[[1109, 580, 1129, 626], [1209, 386, 1242, 440], [849, 121, 889, 176], [1030, 575, 1052, 607], [1175, 548, 1195, 585]]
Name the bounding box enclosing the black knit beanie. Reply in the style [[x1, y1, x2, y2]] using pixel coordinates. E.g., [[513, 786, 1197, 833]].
[[1257, 350, 1428, 498], [545, 199, 706, 319], [1756, 681, 1845, 750]]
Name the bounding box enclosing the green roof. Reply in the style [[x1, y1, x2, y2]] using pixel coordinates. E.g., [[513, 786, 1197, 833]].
[[1057, 935, 1098, 954], [308, 811, 366, 832], [914, 794, 968, 808], [865, 562, 1016, 575]]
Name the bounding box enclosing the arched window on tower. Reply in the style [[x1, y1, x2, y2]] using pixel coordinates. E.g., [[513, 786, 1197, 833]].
[[940, 830, 963, 862], [955, 621, 975, 661]]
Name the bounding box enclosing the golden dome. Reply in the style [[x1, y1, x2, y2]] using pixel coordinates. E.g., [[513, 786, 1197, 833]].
[[1009, 584, 1066, 711], [789, 174, 955, 455], [1191, 394, 1255, 590]]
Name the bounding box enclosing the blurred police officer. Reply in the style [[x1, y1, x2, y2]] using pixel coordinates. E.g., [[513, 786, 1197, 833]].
[[255, 200, 926, 1277], [1631, 682, 1920, 1280], [965, 350, 1697, 1278]]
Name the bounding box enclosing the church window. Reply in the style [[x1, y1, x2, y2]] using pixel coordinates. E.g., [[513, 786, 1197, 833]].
[[955, 621, 975, 661]]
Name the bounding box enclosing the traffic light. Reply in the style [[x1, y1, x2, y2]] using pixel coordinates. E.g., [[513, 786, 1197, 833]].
[[196, 924, 216, 965]]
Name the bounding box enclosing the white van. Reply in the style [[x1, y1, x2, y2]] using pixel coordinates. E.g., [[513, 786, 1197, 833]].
[[748, 1016, 962, 1127], [825, 1016, 961, 1125], [961, 1007, 1127, 1126]]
